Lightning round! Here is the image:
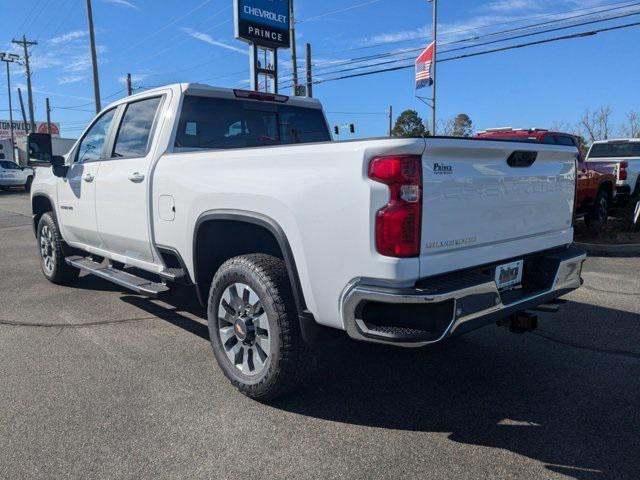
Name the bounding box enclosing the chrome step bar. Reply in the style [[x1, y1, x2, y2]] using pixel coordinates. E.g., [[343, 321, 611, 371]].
[[65, 256, 169, 297]]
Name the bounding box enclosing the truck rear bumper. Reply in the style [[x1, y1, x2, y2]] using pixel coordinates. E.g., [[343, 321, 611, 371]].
[[340, 246, 586, 348]]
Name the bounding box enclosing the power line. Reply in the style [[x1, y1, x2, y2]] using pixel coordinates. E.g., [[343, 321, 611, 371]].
[[297, 0, 384, 23], [321, 0, 640, 54], [115, 0, 214, 57], [301, 4, 640, 76], [283, 21, 640, 88], [280, 7, 640, 85], [326, 111, 388, 116]]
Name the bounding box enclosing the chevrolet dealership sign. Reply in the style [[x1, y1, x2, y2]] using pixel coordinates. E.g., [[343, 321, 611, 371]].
[[234, 0, 291, 49]]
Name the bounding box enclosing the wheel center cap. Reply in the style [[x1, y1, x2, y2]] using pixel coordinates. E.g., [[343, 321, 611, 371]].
[[234, 319, 247, 341]]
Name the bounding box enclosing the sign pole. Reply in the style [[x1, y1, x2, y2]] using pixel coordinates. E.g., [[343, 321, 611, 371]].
[[17, 88, 28, 132], [0, 55, 17, 148], [250, 44, 258, 91], [290, 0, 298, 94]]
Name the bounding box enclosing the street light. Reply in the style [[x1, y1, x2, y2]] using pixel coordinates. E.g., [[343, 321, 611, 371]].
[[0, 52, 20, 151]]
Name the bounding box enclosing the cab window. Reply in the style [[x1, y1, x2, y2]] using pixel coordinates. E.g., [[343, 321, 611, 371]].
[[555, 136, 575, 147], [112, 97, 162, 158], [542, 135, 556, 145], [76, 109, 116, 163]]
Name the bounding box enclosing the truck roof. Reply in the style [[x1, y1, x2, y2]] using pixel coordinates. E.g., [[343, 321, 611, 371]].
[[591, 138, 640, 144], [475, 128, 577, 140], [113, 83, 324, 110]]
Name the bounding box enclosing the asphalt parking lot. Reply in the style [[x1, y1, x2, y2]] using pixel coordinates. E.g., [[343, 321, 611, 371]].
[[1, 191, 639, 480]]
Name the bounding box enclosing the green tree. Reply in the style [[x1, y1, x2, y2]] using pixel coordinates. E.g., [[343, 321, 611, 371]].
[[452, 113, 473, 137], [391, 110, 429, 137]]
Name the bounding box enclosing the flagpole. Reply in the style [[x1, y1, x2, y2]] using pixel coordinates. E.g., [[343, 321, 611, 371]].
[[431, 0, 438, 135]]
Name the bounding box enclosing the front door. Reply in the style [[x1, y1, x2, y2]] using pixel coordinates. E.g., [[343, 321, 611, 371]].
[[57, 108, 117, 248], [94, 96, 163, 264]]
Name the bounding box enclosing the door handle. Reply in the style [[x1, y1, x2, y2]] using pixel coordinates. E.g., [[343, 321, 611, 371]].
[[82, 173, 95, 183], [128, 172, 145, 183]]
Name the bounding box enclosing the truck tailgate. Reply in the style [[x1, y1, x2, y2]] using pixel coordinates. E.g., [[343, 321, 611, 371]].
[[419, 138, 576, 277]]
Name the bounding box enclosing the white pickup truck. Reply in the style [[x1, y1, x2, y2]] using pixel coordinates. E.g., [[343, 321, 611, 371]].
[[28, 84, 586, 400], [586, 138, 640, 204]]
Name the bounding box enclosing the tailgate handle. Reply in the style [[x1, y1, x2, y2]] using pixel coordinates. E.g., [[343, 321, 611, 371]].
[[507, 151, 537, 168]]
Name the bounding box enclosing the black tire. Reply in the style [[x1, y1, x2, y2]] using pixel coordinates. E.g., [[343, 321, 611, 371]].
[[37, 212, 80, 285], [585, 188, 609, 231], [24, 176, 33, 192], [207, 254, 312, 401]]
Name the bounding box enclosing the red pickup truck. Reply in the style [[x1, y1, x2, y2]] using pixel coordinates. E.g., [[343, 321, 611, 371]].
[[476, 128, 617, 230]]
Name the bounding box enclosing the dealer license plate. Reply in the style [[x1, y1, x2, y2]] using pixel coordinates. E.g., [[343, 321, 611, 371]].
[[495, 260, 524, 290]]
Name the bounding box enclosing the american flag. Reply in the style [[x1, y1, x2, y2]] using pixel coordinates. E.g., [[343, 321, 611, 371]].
[[415, 41, 435, 90]]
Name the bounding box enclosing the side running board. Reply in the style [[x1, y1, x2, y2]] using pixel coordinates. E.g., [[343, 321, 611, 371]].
[[65, 256, 169, 297]]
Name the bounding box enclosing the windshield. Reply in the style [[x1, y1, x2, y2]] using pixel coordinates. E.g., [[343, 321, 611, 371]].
[[589, 142, 640, 158], [175, 96, 331, 150]]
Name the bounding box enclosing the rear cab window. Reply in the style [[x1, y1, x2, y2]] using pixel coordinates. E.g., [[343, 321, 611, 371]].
[[589, 143, 640, 158], [174, 96, 330, 150], [555, 136, 576, 147]]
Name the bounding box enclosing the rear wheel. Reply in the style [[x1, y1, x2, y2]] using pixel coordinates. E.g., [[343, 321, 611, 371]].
[[37, 213, 80, 285], [24, 176, 33, 192], [585, 189, 609, 232], [207, 254, 312, 401]]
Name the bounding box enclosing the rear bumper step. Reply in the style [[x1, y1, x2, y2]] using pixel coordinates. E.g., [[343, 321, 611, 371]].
[[340, 246, 586, 348], [66, 256, 169, 297]]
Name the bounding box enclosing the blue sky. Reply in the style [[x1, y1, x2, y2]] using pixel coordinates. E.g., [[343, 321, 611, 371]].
[[1, 0, 639, 139]]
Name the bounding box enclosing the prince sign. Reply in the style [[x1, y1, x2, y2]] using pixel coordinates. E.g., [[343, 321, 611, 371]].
[[234, 0, 291, 49]]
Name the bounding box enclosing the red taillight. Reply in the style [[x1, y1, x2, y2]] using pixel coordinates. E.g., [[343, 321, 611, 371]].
[[619, 161, 628, 181], [368, 155, 422, 258]]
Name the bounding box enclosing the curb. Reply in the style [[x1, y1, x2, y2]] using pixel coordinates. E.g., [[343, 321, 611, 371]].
[[574, 241, 640, 257]]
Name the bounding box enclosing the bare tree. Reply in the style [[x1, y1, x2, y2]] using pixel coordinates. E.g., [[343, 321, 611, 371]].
[[437, 118, 455, 136], [579, 106, 613, 143], [620, 111, 640, 138], [549, 121, 579, 135]]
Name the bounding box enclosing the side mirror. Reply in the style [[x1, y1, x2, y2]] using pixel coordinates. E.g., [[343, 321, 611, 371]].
[[27, 133, 53, 167]]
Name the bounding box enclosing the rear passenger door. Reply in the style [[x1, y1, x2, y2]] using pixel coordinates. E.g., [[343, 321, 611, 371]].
[[94, 96, 163, 264]]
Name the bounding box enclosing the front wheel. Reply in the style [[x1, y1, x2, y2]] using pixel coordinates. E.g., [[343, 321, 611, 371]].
[[207, 254, 312, 401], [585, 189, 609, 232], [37, 213, 80, 285]]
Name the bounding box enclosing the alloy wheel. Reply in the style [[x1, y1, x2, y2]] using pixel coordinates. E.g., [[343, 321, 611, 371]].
[[40, 225, 55, 274], [217, 283, 271, 376]]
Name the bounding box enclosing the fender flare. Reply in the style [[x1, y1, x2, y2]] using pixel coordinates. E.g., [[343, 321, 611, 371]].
[[192, 210, 311, 320], [31, 192, 58, 237]]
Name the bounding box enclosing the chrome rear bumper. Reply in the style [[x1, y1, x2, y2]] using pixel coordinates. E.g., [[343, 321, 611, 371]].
[[341, 247, 586, 348]]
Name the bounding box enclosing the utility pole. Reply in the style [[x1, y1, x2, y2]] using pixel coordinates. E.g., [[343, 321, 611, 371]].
[[289, 0, 299, 95], [126, 73, 133, 96], [45, 98, 51, 134], [17, 88, 28, 129], [0, 53, 20, 149], [429, 0, 438, 135], [388, 105, 393, 136], [86, 0, 102, 113], [305, 43, 312, 98], [11, 36, 37, 132]]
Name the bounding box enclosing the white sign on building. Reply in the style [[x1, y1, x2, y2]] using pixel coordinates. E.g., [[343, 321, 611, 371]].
[[0, 120, 61, 140]]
